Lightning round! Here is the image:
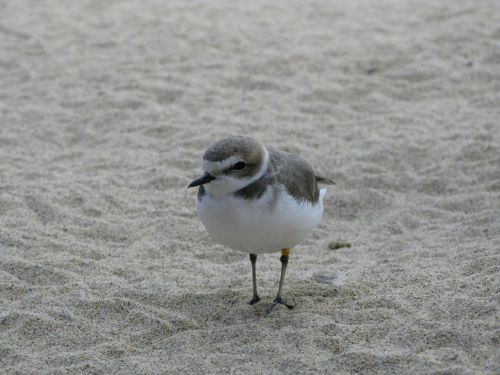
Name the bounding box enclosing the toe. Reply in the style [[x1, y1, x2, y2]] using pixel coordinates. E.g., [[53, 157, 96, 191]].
[[274, 297, 294, 309]]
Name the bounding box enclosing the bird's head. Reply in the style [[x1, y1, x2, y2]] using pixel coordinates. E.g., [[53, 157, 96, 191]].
[[188, 136, 269, 197]]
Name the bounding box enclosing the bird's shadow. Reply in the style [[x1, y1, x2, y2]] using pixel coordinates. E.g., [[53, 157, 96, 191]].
[[170, 281, 339, 325], [171, 289, 272, 324]]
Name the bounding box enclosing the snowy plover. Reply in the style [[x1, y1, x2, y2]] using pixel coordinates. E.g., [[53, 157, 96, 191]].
[[188, 136, 333, 312]]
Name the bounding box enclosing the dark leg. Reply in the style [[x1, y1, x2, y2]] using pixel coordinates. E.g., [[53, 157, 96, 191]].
[[266, 249, 294, 314], [248, 253, 260, 305]]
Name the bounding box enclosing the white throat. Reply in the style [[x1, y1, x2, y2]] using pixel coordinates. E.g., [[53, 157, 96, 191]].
[[203, 147, 269, 198]]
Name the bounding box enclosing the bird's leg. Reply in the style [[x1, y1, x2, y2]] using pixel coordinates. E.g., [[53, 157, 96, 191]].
[[267, 248, 294, 314], [248, 253, 260, 305]]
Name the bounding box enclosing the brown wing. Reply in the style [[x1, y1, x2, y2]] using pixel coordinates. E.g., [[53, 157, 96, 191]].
[[271, 151, 319, 204]]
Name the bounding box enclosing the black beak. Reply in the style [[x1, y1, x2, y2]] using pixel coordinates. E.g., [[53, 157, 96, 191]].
[[187, 172, 215, 188]]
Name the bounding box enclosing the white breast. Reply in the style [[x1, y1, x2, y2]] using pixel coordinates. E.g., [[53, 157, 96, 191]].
[[197, 186, 326, 254]]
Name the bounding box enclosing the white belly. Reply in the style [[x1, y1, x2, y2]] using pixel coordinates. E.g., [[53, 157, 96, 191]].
[[197, 186, 326, 254]]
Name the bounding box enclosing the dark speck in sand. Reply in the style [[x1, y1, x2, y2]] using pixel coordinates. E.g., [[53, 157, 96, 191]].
[[328, 240, 352, 250]]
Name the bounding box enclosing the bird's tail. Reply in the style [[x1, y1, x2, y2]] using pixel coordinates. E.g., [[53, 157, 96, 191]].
[[315, 175, 335, 185]]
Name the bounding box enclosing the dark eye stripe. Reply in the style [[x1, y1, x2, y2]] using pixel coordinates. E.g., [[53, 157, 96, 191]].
[[232, 161, 246, 170]]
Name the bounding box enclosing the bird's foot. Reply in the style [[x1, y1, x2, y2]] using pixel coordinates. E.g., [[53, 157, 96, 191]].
[[273, 296, 294, 309], [266, 296, 294, 315], [248, 296, 261, 305]]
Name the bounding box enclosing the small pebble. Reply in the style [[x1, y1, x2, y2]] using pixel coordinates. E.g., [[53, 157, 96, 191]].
[[328, 240, 352, 250]]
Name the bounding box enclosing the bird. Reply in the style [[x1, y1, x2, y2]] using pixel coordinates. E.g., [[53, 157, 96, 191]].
[[188, 136, 333, 312]]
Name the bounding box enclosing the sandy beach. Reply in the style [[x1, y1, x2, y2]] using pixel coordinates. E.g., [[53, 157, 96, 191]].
[[1, 0, 499, 373]]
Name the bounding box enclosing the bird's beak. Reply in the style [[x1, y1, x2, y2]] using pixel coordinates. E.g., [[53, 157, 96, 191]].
[[187, 172, 215, 188]]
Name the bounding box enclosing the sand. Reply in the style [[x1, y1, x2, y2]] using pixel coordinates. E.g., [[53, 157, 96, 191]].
[[1, 0, 499, 373]]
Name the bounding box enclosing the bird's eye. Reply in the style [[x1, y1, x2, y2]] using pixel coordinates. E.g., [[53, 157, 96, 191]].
[[232, 161, 246, 170]]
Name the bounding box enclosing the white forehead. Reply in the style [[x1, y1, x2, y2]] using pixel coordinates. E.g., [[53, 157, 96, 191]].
[[203, 155, 241, 174]]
